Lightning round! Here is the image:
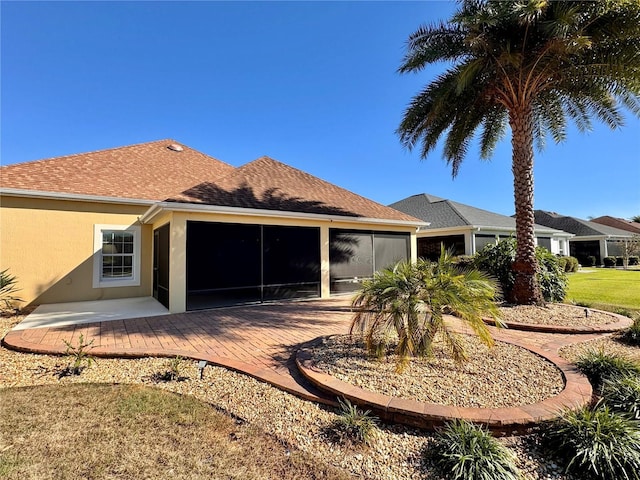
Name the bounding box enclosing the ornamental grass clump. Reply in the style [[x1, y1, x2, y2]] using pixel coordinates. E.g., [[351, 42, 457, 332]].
[[574, 349, 640, 391], [620, 316, 640, 346], [329, 398, 378, 447], [601, 375, 640, 420], [350, 248, 502, 372], [544, 404, 640, 480], [426, 419, 520, 480]]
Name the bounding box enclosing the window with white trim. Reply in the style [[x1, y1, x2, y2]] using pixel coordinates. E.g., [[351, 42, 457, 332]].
[[93, 225, 141, 288]]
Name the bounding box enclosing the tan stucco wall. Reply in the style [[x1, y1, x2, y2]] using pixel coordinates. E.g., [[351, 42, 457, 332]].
[[0, 196, 152, 306]]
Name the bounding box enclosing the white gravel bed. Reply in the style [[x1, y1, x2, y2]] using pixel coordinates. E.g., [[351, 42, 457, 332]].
[[559, 334, 640, 363], [499, 303, 618, 326], [1, 313, 580, 480], [307, 334, 564, 408]]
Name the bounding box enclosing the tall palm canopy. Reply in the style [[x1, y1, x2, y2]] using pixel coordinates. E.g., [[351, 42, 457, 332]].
[[397, 0, 640, 304]]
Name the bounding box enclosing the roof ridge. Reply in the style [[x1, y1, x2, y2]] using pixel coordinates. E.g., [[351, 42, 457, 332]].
[[1, 138, 180, 169], [444, 199, 472, 225]]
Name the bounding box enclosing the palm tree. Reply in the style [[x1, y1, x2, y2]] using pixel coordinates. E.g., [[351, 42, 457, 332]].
[[397, 0, 640, 304], [350, 249, 502, 372]]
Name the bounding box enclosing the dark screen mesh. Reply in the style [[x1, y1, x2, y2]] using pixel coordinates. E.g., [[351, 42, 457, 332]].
[[329, 230, 409, 293], [186, 221, 320, 309]]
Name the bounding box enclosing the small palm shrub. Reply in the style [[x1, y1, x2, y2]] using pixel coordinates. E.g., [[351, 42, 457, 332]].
[[426, 419, 520, 480], [62, 334, 95, 375], [601, 375, 640, 420], [351, 248, 501, 371], [544, 404, 640, 480], [329, 398, 378, 446], [0, 269, 23, 314], [604, 256, 617, 267], [575, 349, 640, 391]]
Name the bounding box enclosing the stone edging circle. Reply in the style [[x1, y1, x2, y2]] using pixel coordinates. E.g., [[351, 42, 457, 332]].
[[296, 334, 593, 436], [485, 307, 632, 334]]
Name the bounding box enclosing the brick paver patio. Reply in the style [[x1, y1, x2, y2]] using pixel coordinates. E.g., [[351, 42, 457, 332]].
[[2, 298, 630, 430], [3, 298, 355, 403]]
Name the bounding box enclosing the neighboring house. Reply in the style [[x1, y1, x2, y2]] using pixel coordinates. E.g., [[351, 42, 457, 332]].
[[389, 194, 572, 260], [591, 216, 640, 235], [534, 210, 635, 265], [0, 140, 425, 312]]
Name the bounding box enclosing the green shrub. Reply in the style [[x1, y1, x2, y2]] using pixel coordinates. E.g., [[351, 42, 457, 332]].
[[581, 255, 596, 267], [453, 255, 475, 270], [536, 247, 568, 302], [601, 375, 640, 420], [474, 239, 516, 299], [575, 349, 640, 391], [544, 404, 640, 480], [0, 269, 23, 313], [330, 398, 378, 446], [558, 256, 579, 272], [629, 256, 639, 266], [474, 239, 567, 302], [557, 256, 568, 271], [604, 256, 617, 267], [617, 256, 625, 267], [566, 256, 580, 272], [427, 419, 520, 480]]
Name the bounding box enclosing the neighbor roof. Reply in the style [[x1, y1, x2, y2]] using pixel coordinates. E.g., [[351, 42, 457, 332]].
[[170, 156, 420, 221], [534, 211, 634, 237], [390, 193, 565, 233], [591, 216, 640, 234], [0, 139, 235, 202]]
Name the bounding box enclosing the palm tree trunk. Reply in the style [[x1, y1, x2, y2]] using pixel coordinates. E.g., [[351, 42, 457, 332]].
[[509, 107, 544, 305]]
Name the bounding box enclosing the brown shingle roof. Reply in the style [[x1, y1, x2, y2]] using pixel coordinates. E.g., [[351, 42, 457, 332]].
[[591, 216, 640, 234], [2, 142, 421, 223], [170, 156, 420, 222], [0, 139, 235, 201]]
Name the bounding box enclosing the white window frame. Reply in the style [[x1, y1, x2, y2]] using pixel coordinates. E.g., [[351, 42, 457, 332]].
[[93, 224, 141, 288]]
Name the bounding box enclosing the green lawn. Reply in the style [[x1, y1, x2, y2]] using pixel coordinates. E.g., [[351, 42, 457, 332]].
[[566, 268, 640, 314]]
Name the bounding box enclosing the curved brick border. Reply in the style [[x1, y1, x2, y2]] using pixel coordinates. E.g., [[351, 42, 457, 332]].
[[1, 331, 336, 406], [484, 307, 632, 334], [296, 334, 593, 436]]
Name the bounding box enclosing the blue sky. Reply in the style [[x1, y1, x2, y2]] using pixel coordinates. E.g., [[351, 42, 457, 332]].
[[2, 1, 639, 220]]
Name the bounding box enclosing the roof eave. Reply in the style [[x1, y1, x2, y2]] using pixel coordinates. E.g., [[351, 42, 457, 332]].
[[140, 201, 429, 228], [0, 188, 157, 206], [419, 224, 573, 237]]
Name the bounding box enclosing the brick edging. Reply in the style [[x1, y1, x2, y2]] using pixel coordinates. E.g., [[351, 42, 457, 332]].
[[484, 307, 632, 334], [295, 335, 593, 436], [1, 330, 334, 405]]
